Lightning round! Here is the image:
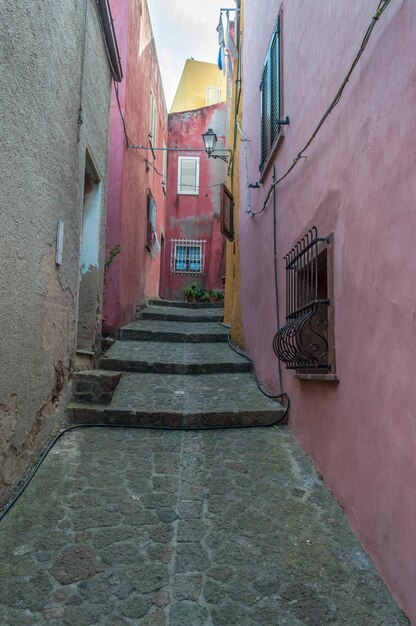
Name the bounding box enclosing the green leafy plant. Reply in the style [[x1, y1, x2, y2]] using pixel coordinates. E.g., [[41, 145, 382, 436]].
[[184, 284, 198, 302], [103, 244, 121, 305], [200, 290, 211, 302], [104, 244, 121, 272]]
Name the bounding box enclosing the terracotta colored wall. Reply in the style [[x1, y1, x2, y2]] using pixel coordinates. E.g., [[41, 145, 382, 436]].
[[105, 0, 167, 332], [162, 103, 227, 301], [239, 1, 416, 622]]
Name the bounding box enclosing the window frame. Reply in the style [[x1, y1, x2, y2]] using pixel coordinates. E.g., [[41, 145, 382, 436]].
[[162, 146, 167, 194], [220, 184, 234, 241], [149, 91, 157, 145], [177, 156, 200, 195], [273, 229, 338, 381], [259, 12, 284, 173], [170, 239, 206, 275], [206, 86, 221, 106]]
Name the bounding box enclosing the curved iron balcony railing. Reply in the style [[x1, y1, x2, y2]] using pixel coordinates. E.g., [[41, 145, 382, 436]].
[[273, 226, 331, 370]]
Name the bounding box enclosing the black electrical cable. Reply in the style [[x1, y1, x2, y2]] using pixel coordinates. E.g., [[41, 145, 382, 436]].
[[130, 146, 227, 191], [77, 0, 89, 127], [114, 81, 131, 148], [218, 320, 290, 422], [219, 165, 291, 422], [0, 411, 288, 525]]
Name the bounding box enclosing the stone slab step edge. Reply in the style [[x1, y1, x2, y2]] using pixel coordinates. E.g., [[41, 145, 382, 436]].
[[118, 327, 228, 343], [99, 357, 252, 375], [148, 299, 224, 310], [68, 403, 286, 429], [139, 310, 224, 323]]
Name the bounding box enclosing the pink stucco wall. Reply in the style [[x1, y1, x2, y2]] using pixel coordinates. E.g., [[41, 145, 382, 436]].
[[104, 0, 167, 332], [240, 1, 416, 622], [162, 103, 227, 301]]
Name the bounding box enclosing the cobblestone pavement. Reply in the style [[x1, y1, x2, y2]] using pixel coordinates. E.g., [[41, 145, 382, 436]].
[[0, 427, 408, 625]]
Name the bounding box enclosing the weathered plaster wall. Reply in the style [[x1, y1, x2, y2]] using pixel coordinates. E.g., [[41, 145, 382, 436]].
[[162, 103, 227, 301], [104, 0, 167, 333], [239, 1, 416, 621], [0, 0, 112, 505]]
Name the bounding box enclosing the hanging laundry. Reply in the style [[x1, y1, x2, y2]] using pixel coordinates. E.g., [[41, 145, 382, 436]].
[[146, 193, 160, 258], [220, 45, 225, 76], [216, 12, 226, 75], [216, 13, 225, 47]]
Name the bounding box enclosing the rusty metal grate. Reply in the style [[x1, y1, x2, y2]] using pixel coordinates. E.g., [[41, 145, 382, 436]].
[[273, 226, 331, 370]]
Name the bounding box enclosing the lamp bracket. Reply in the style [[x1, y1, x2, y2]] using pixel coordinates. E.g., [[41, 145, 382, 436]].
[[209, 154, 229, 163]]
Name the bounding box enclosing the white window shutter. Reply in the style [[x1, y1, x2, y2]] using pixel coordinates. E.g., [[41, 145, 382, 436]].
[[178, 157, 199, 194], [206, 87, 221, 106]]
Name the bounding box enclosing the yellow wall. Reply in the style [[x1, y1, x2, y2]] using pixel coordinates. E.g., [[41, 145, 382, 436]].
[[170, 60, 227, 113], [224, 5, 244, 349]]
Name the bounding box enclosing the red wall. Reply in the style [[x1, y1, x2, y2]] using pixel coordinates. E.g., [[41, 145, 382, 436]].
[[239, 1, 416, 621], [162, 103, 227, 301], [104, 0, 167, 332]]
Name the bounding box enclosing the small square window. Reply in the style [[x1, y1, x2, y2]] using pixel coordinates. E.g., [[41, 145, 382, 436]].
[[206, 86, 221, 106], [170, 239, 206, 274]]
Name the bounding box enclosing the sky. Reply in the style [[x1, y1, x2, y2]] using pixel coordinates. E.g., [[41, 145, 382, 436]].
[[147, 0, 235, 110]]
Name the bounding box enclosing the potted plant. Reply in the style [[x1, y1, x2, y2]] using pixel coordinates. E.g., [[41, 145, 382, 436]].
[[195, 287, 204, 302], [215, 290, 224, 302], [209, 290, 217, 303], [200, 290, 211, 303], [184, 284, 198, 302]]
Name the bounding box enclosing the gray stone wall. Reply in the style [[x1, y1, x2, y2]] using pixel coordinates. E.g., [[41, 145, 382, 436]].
[[0, 0, 112, 505]]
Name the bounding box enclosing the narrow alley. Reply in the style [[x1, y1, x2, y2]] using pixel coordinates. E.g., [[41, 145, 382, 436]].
[[2, 0, 416, 623], [0, 303, 408, 625]]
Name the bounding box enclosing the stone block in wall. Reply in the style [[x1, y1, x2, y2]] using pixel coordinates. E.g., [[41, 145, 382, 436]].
[[73, 371, 121, 404]]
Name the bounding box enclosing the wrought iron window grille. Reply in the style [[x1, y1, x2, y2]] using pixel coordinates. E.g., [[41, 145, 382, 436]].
[[273, 227, 331, 370], [170, 238, 206, 274]]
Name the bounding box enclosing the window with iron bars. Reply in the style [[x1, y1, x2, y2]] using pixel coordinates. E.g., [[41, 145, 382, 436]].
[[273, 227, 336, 377], [170, 239, 206, 274], [260, 14, 283, 171]]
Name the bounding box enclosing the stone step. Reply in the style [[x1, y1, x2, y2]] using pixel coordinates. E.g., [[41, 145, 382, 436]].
[[68, 372, 285, 428], [148, 299, 223, 309], [139, 305, 223, 323], [118, 320, 229, 343], [100, 340, 252, 374]]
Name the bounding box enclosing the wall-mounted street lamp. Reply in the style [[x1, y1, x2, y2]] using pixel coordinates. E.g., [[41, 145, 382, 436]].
[[202, 128, 230, 163]]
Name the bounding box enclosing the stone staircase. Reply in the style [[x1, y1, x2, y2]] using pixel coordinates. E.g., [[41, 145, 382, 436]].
[[68, 300, 286, 428]]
